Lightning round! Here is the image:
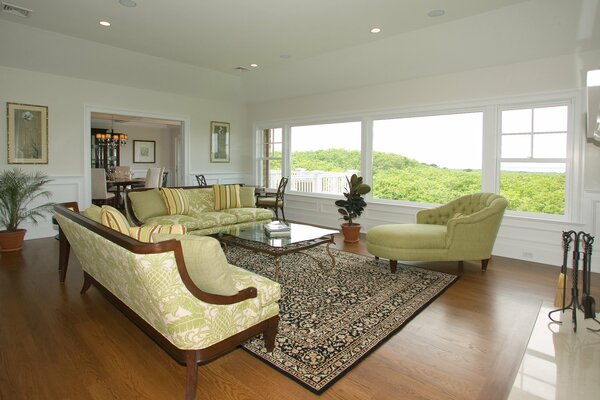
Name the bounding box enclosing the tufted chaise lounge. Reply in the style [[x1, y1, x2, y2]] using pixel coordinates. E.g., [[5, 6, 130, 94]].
[[366, 193, 507, 273]]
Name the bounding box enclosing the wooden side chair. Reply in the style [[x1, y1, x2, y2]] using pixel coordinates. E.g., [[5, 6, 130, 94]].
[[256, 177, 289, 221], [195, 174, 207, 186]]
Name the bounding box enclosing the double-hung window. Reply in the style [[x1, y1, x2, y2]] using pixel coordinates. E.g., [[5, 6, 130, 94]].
[[499, 105, 568, 215], [259, 128, 283, 189]]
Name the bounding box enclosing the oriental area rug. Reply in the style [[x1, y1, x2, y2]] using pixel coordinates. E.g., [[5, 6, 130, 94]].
[[223, 246, 458, 394]]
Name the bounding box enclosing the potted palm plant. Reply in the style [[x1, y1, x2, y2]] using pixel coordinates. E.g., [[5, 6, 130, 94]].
[[0, 168, 54, 252], [335, 173, 371, 243]]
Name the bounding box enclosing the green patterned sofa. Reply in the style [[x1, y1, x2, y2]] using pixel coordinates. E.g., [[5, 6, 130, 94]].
[[54, 203, 280, 400], [124, 186, 274, 235]]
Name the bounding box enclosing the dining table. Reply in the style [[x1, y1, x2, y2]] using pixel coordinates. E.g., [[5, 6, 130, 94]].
[[107, 178, 145, 208]]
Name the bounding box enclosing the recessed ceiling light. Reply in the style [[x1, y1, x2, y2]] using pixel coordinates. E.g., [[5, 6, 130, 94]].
[[250, 63, 258, 68], [427, 9, 445, 17], [119, 0, 136, 7], [370, 27, 381, 33], [99, 20, 111, 27]]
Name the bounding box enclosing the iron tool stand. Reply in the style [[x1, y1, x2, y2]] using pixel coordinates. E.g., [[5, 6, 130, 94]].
[[549, 231, 600, 332]]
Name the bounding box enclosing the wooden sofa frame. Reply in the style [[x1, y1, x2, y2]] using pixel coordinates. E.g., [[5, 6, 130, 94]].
[[55, 203, 279, 400]]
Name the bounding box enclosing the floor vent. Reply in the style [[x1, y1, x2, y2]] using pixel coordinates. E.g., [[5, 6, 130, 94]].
[[1, 2, 32, 18]]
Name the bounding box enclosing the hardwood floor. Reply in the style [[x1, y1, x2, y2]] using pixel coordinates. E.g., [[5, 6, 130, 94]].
[[1, 235, 598, 400]]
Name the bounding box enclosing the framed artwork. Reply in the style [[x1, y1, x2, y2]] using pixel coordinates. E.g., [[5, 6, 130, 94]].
[[210, 121, 230, 163], [133, 140, 156, 163], [7, 102, 48, 164]]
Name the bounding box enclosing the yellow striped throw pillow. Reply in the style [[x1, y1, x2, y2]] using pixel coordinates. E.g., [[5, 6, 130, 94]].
[[100, 205, 130, 235], [160, 188, 189, 215], [213, 184, 241, 211], [128, 224, 187, 243]]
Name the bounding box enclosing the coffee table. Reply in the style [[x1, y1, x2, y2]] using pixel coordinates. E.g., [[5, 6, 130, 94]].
[[212, 222, 338, 281]]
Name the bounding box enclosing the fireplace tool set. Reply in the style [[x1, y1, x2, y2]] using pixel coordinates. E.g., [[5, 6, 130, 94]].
[[549, 230, 600, 332]]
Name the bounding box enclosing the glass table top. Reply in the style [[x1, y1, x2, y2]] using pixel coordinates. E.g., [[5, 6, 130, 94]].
[[216, 222, 338, 248]]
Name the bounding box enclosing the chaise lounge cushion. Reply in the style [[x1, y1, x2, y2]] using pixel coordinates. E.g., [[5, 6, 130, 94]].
[[367, 224, 447, 250]]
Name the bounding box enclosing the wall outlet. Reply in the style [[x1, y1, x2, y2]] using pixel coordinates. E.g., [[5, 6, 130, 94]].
[[522, 251, 533, 258]]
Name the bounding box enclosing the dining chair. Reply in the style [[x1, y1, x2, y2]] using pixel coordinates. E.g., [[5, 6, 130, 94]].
[[145, 167, 165, 188], [114, 166, 132, 179], [256, 177, 289, 221], [91, 168, 115, 206], [195, 174, 207, 186]]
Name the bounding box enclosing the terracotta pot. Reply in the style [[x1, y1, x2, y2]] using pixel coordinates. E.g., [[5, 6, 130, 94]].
[[0, 229, 26, 252], [341, 223, 361, 243]]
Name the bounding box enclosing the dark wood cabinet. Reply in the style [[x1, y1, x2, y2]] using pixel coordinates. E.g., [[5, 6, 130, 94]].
[[91, 128, 121, 171]]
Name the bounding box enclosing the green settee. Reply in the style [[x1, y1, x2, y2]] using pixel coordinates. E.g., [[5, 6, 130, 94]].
[[124, 185, 274, 235], [54, 203, 280, 400], [366, 193, 508, 272]]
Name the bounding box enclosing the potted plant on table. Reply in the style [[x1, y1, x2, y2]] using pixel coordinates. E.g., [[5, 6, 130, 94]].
[[335, 173, 371, 243], [0, 168, 54, 252]]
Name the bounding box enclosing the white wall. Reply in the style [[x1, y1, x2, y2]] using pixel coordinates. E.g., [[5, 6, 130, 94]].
[[248, 50, 600, 271], [0, 65, 251, 239]]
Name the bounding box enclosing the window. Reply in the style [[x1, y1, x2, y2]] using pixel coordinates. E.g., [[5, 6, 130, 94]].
[[372, 112, 483, 204], [499, 105, 568, 215], [259, 128, 282, 189], [290, 122, 361, 194]]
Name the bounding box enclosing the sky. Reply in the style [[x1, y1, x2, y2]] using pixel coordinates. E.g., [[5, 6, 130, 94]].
[[289, 106, 567, 172]]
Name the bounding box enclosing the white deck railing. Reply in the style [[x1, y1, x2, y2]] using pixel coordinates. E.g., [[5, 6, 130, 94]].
[[269, 170, 357, 194]]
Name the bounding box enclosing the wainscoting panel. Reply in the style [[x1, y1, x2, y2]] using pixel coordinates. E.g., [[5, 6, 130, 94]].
[[22, 176, 85, 240], [284, 192, 600, 272]]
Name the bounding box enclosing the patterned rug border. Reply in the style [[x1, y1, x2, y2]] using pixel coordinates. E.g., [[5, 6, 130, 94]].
[[234, 248, 459, 395]]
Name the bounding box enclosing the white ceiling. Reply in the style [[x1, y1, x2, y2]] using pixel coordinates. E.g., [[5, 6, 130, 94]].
[[1, 0, 599, 103], [0, 0, 531, 75]]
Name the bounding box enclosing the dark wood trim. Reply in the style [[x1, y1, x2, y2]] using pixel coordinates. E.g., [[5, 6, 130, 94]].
[[57, 202, 79, 283], [481, 258, 490, 271], [53, 204, 257, 305], [81, 271, 279, 400]]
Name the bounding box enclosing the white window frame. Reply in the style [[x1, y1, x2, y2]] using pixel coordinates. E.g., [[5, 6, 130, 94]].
[[253, 90, 583, 223], [494, 95, 580, 222]]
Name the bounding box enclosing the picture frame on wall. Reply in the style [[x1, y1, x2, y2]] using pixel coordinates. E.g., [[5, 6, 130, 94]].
[[210, 121, 230, 163], [7, 102, 49, 164], [133, 140, 156, 163]]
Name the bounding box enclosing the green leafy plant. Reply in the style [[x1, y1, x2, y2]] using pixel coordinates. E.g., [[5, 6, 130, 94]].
[[335, 174, 371, 225], [0, 168, 54, 232]]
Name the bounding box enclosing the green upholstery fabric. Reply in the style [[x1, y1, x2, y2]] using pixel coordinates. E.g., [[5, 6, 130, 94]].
[[366, 193, 507, 264], [81, 204, 102, 223], [126, 186, 273, 235], [239, 187, 256, 207], [55, 214, 281, 350], [222, 207, 274, 223], [178, 236, 238, 296], [128, 189, 168, 223]]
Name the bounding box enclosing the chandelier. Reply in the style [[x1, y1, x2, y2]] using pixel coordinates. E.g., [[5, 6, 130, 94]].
[[96, 119, 128, 148], [95, 131, 128, 147]]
